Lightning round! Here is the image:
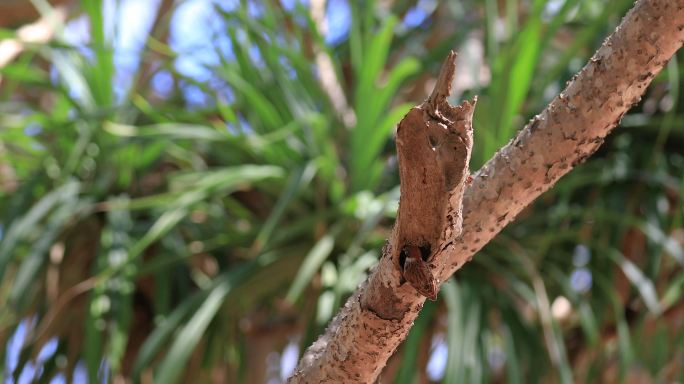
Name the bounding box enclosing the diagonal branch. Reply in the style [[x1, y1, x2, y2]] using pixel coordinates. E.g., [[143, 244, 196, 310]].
[[289, 0, 684, 382], [433, 0, 684, 284]]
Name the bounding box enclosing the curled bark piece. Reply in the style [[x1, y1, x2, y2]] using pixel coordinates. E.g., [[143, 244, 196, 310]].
[[402, 245, 438, 300]]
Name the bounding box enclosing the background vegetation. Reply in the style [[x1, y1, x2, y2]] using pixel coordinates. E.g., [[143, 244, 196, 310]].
[[1, 0, 683, 382]]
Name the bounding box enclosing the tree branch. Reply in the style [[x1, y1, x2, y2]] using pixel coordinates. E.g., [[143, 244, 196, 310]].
[[289, 0, 684, 382]]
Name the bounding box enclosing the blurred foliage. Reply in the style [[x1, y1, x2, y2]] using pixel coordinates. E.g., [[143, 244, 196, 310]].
[[0, 0, 683, 383]]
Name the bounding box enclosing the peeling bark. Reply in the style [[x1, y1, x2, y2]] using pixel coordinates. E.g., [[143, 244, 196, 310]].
[[289, 1, 684, 382]]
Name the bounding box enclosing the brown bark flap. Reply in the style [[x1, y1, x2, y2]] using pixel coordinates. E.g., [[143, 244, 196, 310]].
[[394, 51, 475, 255]]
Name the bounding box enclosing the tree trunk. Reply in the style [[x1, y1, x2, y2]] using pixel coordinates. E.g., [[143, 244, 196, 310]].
[[289, 0, 684, 382]]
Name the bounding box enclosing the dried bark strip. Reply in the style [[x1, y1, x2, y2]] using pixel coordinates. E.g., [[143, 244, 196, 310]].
[[290, 1, 684, 382]]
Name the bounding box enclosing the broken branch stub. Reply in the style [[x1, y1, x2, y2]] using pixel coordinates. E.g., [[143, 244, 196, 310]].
[[289, 52, 475, 383], [393, 50, 475, 299]]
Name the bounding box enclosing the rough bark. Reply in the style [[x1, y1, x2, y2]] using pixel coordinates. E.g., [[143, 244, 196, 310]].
[[289, 0, 684, 382]]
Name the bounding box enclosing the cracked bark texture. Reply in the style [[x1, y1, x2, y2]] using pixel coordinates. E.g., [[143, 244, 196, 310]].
[[289, 1, 684, 382]]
